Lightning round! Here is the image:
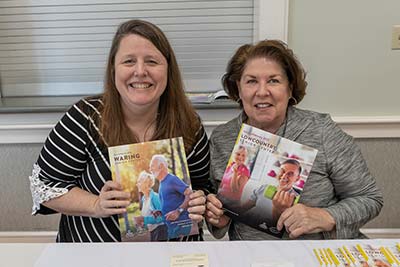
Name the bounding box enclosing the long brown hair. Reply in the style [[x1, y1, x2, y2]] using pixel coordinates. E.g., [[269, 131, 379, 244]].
[[101, 19, 200, 152], [222, 39, 307, 107]]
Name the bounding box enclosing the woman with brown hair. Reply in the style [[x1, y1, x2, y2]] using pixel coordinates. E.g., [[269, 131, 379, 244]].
[[29, 19, 211, 242], [205, 39, 383, 240]]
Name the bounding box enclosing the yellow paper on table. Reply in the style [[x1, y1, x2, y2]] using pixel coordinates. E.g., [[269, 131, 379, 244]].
[[170, 253, 209, 267]]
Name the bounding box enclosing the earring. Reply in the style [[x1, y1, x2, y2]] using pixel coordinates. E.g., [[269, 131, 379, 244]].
[[290, 96, 298, 105]]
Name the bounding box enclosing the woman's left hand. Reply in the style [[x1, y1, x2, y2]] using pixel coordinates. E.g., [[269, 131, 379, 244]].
[[276, 204, 336, 239], [187, 190, 206, 222]]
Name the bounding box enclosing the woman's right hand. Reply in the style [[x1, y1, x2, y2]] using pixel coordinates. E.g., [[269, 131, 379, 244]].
[[92, 181, 131, 218], [205, 194, 230, 228]]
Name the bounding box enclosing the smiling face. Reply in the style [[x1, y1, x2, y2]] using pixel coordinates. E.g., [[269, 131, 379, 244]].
[[114, 34, 168, 114], [234, 147, 247, 165], [149, 159, 161, 180], [277, 162, 301, 191], [137, 178, 151, 194], [238, 57, 291, 133]]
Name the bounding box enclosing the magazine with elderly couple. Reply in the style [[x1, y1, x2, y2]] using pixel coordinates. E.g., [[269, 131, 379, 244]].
[[217, 123, 318, 238], [109, 137, 198, 242]]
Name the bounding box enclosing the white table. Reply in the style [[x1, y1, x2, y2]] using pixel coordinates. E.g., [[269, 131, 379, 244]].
[[0, 239, 398, 267]]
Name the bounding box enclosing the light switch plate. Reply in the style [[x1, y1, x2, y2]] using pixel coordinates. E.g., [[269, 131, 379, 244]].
[[392, 25, 400, 49]]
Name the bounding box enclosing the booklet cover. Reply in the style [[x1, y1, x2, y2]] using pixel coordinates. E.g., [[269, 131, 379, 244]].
[[314, 244, 397, 267], [217, 123, 318, 238], [109, 137, 198, 242], [186, 90, 229, 104]]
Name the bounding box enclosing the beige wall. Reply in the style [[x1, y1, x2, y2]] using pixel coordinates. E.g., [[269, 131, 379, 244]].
[[288, 0, 400, 116], [0, 144, 59, 231], [356, 139, 400, 228]]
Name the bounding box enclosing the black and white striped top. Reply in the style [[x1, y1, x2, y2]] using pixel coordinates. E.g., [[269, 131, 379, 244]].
[[29, 96, 212, 242]]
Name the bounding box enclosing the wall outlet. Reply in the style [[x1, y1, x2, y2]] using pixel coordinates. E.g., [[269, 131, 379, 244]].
[[392, 25, 400, 49]]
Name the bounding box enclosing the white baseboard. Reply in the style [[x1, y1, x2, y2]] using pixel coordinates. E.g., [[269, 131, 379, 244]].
[[203, 229, 400, 241], [361, 228, 400, 239], [1, 229, 398, 243], [0, 231, 57, 243]]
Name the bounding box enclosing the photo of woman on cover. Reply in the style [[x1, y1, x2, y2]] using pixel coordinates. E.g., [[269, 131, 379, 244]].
[[134, 171, 167, 241], [218, 145, 251, 206]]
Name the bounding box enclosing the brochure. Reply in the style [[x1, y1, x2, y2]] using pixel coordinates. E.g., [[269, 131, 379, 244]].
[[217, 123, 318, 238], [170, 253, 209, 267], [186, 90, 229, 104], [109, 137, 198, 241], [313, 244, 399, 267]]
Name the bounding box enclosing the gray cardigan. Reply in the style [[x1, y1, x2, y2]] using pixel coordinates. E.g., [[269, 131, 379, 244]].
[[209, 106, 383, 240]]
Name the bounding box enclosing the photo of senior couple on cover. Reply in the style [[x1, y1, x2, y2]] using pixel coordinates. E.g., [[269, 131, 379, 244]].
[[109, 138, 198, 242]]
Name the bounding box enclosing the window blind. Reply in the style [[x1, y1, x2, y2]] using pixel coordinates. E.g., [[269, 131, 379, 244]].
[[0, 0, 254, 97]]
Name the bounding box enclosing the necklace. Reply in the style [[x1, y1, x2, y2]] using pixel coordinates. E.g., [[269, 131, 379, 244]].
[[142, 121, 156, 142], [242, 107, 290, 137], [280, 111, 289, 138]]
